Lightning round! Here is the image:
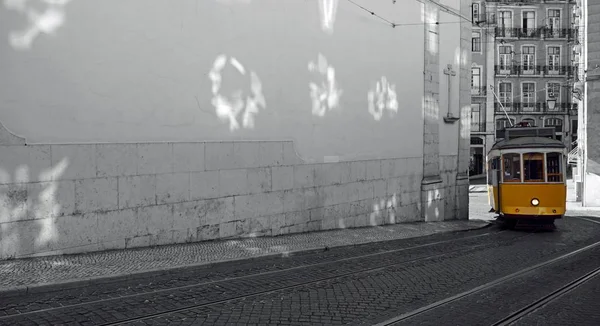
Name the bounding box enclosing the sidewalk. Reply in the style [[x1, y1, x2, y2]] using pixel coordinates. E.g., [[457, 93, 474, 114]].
[[469, 185, 487, 193], [0, 219, 490, 295]]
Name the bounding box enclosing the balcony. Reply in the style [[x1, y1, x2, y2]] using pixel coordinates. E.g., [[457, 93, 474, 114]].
[[543, 28, 577, 39], [495, 27, 518, 38], [494, 65, 542, 76], [495, 65, 576, 76], [486, 0, 540, 3], [494, 27, 577, 39], [494, 102, 517, 113], [541, 102, 572, 113], [471, 86, 487, 96], [494, 102, 574, 114], [494, 65, 519, 75], [487, 0, 573, 3], [543, 65, 576, 76]]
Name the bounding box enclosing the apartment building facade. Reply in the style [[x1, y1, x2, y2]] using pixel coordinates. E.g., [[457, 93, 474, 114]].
[[470, 0, 578, 177]]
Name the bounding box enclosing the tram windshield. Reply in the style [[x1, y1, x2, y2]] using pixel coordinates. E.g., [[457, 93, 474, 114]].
[[500, 152, 564, 183], [523, 153, 544, 182]]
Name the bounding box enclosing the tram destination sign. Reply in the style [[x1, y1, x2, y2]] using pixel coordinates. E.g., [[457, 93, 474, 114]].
[[496, 127, 556, 141]]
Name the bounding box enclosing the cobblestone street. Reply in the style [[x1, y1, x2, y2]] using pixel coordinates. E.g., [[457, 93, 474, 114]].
[[1, 188, 600, 325]]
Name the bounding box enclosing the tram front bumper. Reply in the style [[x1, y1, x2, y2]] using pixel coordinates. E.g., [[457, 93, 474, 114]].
[[503, 206, 565, 218]]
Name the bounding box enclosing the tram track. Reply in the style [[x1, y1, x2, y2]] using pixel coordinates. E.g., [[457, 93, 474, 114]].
[[491, 265, 600, 326], [0, 229, 524, 326], [375, 237, 600, 326]]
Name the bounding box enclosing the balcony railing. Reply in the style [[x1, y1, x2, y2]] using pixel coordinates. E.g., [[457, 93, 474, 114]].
[[544, 28, 577, 39], [495, 27, 577, 39], [494, 102, 574, 114], [495, 27, 518, 38], [471, 86, 487, 96], [487, 0, 573, 3], [495, 65, 576, 76], [543, 65, 576, 75], [494, 65, 519, 75], [487, 0, 540, 3]]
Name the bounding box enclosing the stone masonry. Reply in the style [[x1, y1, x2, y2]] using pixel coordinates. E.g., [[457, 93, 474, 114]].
[[0, 140, 425, 259], [456, 0, 472, 219], [422, 0, 446, 223]]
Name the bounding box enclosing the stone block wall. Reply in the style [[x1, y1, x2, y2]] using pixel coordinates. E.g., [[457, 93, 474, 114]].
[[0, 141, 424, 259]]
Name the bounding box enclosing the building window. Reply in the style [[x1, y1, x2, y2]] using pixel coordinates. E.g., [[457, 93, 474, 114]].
[[522, 118, 536, 127], [499, 11, 512, 28], [499, 82, 512, 104], [496, 118, 514, 130], [522, 46, 535, 73], [545, 118, 563, 126], [498, 11, 513, 37], [471, 67, 481, 92], [472, 32, 481, 52], [522, 11, 535, 30], [545, 118, 563, 132], [472, 3, 480, 22], [499, 46, 513, 70], [548, 46, 560, 72], [522, 82, 535, 110], [547, 82, 561, 103], [548, 9, 561, 36], [471, 103, 483, 132], [471, 137, 484, 145]]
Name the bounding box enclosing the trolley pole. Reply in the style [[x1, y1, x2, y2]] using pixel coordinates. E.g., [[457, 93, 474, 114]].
[[489, 85, 514, 127]]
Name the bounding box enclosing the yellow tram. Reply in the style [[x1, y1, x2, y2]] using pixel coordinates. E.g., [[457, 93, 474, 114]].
[[486, 126, 568, 229]]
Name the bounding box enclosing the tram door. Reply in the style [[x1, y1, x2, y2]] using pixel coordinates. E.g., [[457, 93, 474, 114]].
[[487, 156, 501, 210]]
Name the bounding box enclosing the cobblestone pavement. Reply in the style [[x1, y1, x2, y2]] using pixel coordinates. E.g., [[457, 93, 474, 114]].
[[1, 216, 600, 325], [514, 264, 600, 326], [0, 220, 489, 292], [389, 231, 600, 326]]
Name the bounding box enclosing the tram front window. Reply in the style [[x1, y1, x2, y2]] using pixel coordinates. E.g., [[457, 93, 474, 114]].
[[502, 153, 521, 182], [524, 152, 545, 182], [546, 152, 563, 182]]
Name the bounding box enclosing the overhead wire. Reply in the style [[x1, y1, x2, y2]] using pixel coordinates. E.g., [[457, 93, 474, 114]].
[[344, 0, 468, 28]]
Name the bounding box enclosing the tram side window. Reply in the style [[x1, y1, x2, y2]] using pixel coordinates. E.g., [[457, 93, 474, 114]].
[[547, 152, 563, 182], [503, 153, 521, 182], [523, 153, 545, 182], [487, 157, 500, 185]]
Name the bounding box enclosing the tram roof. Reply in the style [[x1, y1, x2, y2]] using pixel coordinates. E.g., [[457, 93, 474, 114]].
[[490, 136, 566, 151]]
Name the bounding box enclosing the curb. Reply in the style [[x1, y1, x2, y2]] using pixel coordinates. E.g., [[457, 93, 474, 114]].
[[0, 221, 492, 298]]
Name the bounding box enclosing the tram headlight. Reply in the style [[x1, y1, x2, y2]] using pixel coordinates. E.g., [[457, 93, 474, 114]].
[[531, 198, 540, 206]]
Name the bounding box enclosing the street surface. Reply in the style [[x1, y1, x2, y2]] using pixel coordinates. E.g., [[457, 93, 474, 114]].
[[1, 192, 600, 325]]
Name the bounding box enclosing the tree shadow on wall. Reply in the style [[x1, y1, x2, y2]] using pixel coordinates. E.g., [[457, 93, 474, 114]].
[[0, 156, 69, 262], [4, 0, 72, 51]]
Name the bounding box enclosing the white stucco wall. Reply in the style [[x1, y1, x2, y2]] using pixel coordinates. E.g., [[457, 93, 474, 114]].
[[438, 0, 463, 157], [0, 0, 425, 162], [0, 0, 471, 259]]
